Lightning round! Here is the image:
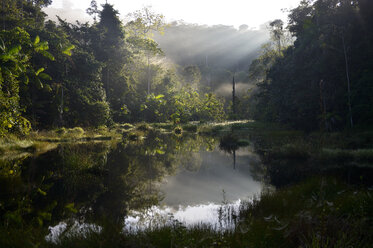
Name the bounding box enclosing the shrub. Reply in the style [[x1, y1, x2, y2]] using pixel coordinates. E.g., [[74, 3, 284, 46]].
[[66, 127, 84, 138], [55, 127, 67, 135]]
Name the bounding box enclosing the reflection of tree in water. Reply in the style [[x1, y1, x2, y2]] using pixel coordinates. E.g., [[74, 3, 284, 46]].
[[218, 133, 267, 181], [219, 134, 240, 170], [0, 131, 219, 243]]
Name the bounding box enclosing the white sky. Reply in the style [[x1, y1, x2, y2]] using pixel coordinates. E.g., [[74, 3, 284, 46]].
[[45, 0, 303, 28]]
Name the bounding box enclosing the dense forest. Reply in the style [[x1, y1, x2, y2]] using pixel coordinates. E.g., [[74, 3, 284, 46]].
[[1, 0, 373, 135], [249, 0, 373, 131], [0, 0, 227, 137]]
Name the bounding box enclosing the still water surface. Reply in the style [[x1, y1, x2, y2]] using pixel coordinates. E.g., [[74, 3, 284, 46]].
[[125, 148, 264, 230], [0, 132, 265, 240]]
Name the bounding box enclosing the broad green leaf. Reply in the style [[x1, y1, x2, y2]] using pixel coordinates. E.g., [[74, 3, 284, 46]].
[[65, 203, 78, 213], [37, 188, 47, 196], [62, 44, 75, 56], [33, 35, 40, 45], [39, 212, 52, 221], [24, 75, 29, 85], [44, 84, 52, 92], [155, 94, 164, 99], [39, 72, 52, 81], [8, 45, 21, 55], [35, 77, 43, 89], [40, 50, 55, 61], [35, 67, 44, 76], [18, 63, 25, 73], [156, 149, 165, 155], [0, 54, 12, 61]]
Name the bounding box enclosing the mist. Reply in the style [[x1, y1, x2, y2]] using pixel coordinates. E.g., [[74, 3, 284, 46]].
[[152, 22, 269, 97], [43, 0, 91, 24], [154, 22, 269, 71], [44, 1, 271, 98]]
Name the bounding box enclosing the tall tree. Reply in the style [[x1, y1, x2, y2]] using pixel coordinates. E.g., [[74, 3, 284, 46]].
[[126, 6, 166, 94], [94, 3, 129, 122]]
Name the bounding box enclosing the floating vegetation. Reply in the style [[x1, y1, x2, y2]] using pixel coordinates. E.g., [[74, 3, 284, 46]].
[[136, 123, 151, 132]]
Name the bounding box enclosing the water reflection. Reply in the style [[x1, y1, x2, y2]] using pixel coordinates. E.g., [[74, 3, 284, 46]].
[[125, 200, 242, 231], [0, 131, 265, 243], [124, 147, 264, 230], [161, 149, 262, 206]]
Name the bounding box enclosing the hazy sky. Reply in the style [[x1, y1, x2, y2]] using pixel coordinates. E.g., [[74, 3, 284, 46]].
[[45, 0, 302, 28]]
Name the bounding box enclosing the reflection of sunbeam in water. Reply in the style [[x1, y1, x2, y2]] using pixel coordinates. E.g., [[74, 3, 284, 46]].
[[124, 199, 244, 232], [123, 147, 263, 231]]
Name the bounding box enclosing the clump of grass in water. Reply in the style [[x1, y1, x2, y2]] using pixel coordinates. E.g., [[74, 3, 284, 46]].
[[120, 123, 134, 130], [55, 127, 67, 135], [53, 127, 84, 139], [0, 135, 34, 156], [136, 122, 151, 132], [151, 123, 174, 131], [182, 123, 198, 133], [122, 131, 145, 142]]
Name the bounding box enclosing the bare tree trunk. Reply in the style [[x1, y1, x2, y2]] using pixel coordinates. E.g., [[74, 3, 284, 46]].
[[232, 76, 236, 119], [58, 86, 64, 127], [147, 53, 150, 95], [233, 149, 236, 170], [319, 79, 328, 130], [342, 36, 353, 128]]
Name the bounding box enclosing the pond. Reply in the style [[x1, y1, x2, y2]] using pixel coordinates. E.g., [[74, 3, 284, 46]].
[[0, 131, 266, 242]]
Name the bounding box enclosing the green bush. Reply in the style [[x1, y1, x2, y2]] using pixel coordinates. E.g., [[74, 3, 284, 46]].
[[66, 127, 84, 138], [55, 127, 67, 135], [90, 101, 110, 127]]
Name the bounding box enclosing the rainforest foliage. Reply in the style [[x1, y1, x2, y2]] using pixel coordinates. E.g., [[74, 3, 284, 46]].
[[0, 0, 225, 136], [247, 0, 373, 131], [1, 0, 373, 136]]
